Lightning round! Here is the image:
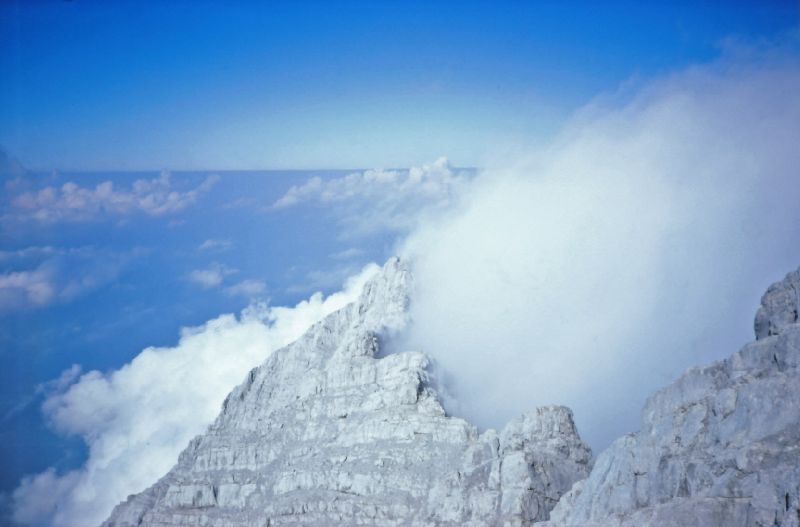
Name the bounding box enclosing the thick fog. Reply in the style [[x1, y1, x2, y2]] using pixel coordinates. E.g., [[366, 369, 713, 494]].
[[399, 51, 800, 449]]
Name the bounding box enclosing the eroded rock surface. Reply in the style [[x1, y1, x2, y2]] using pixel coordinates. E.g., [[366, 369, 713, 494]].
[[544, 268, 800, 527], [102, 258, 591, 526]]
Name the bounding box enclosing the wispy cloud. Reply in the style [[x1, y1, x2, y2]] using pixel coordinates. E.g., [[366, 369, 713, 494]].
[[269, 157, 472, 237], [0, 266, 55, 309], [0, 247, 137, 312], [7, 172, 219, 224], [187, 263, 237, 289], [225, 279, 267, 298], [197, 238, 233, 252]]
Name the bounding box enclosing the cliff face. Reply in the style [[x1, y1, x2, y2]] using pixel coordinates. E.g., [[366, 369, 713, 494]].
[[102, 258, 592, 527], [543, 268, 800, 527]]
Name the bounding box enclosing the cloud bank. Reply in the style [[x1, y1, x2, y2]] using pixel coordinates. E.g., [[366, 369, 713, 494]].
[[11, 264, 379, 527], [7, 172, 218, 223], [399, 49, 800, 449], [269, 157, 471, 236]]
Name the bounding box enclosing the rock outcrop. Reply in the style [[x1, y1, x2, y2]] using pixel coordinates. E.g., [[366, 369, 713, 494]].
[[102, 258, 592, 526], [543, 268, 800, 527]]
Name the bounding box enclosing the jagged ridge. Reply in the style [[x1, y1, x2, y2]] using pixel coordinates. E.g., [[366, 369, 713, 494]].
[[543, 268, 800, 527], [102, 258, 592, 527]]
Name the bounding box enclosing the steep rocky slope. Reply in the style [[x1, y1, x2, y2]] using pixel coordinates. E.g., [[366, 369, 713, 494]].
[[102, 258, 592, 526], [543, 268, 800, 527]]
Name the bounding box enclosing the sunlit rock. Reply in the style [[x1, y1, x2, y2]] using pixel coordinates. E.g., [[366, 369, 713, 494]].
[[102, 258, 591, 526]]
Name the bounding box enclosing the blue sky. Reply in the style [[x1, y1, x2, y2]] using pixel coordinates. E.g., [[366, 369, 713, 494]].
[[1, 2, 800, 526], [1, 1, 797, 169]]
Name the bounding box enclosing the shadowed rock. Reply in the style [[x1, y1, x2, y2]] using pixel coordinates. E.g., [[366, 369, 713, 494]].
[[543, 268, 800, 527]]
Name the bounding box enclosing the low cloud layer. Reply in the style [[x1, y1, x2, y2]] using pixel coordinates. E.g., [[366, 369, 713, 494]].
[[399, 49, 800, 448], [269, 157, 471, 237], [11, 264, 379, 527], [7, 172, 218, 223]]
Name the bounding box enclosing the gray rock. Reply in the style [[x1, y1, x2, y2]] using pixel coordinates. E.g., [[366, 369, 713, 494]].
[[755, 268, 800, 340], [544, 267, 800, 527], [102, 258, 591, 526]]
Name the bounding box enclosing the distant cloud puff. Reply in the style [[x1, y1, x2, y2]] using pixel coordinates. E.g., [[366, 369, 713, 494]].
[[225, 279, 267, 298], [7, 172, 219, 223], [0, 247, 136, 312], [269, 157, 471, 236], [187, 263, 237, 289], [0, 266, 54, 308], [11, 264, 380, 527], [197, 238, 233, 252]]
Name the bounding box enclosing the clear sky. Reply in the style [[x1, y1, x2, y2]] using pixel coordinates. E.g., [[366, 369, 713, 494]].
[[1, 1, 797, 170]]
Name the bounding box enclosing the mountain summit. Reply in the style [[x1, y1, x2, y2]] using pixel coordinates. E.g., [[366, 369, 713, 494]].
[[102, 258, 592, 526]]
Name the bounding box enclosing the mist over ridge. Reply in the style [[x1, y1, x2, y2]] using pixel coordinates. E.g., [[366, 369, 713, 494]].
[[397, 49, 800, 449]]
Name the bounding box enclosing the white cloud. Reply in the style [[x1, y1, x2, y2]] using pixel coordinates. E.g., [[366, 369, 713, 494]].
[[8, 172, 218, 223], [0, 266, 55, 308], [197, 238, 233, 252], [399, 49, 800, 450], [187, 263, 237, 289], [11, 263, 380, 527], [269, 157, 472, 236], [0, 247, 134, 312], [225, 279, 267, 298]]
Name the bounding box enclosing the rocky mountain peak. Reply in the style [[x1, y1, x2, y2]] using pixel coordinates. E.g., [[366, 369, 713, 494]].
[[102, 257, 591, 527], [103, 260, 800, 527], [755, 268, 800, 340]]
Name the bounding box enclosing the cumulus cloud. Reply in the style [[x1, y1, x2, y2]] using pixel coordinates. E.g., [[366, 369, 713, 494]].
[[11, 264, 380, 527], [187, 263, 238, 289], [0, 247, 135, 312], [399, 48, 800, 450], [7, 172, 218, 223], [269, 157, 472, 236]]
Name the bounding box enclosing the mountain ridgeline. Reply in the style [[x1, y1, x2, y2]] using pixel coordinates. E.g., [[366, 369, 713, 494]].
[[103, 259, 800, 526]]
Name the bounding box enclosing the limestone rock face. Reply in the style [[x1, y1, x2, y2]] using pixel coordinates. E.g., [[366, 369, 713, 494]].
[[755, 268, 800, 340], [102, 258, 591, 527], [544, 268, 800, 527]]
